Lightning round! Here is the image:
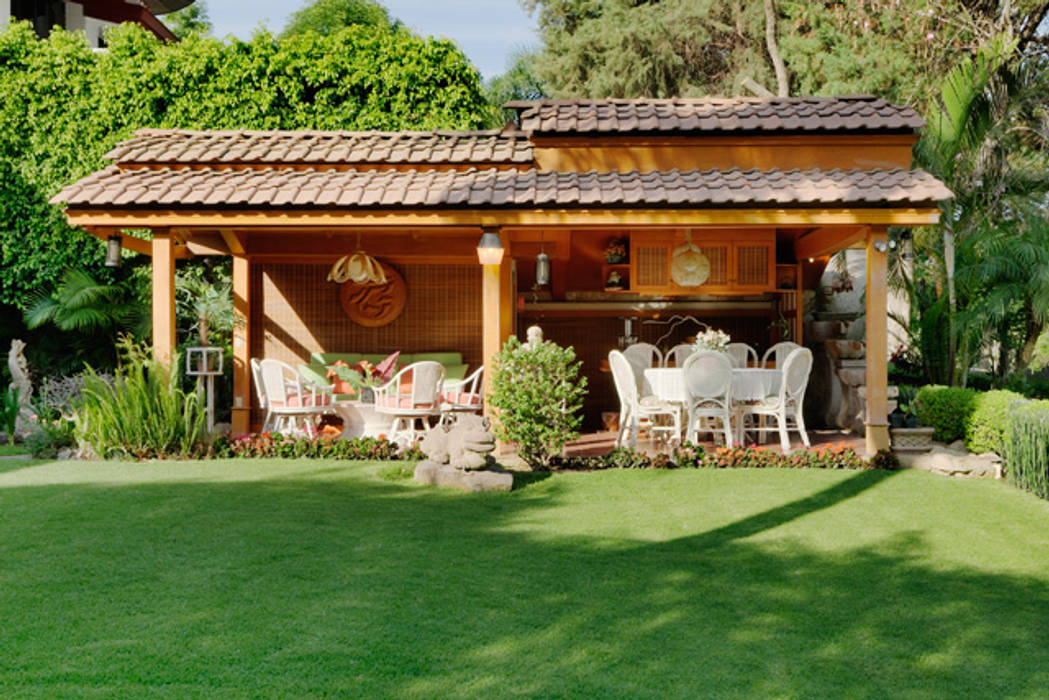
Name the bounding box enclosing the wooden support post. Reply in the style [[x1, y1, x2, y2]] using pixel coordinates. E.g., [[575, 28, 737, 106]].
[[151, 230, 176, 369], [865, 226, 890, 454], [231, 255, 252, 435]]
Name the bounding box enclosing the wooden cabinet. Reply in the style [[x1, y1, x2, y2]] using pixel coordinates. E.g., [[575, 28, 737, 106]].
[[629, 229, 775, 295]]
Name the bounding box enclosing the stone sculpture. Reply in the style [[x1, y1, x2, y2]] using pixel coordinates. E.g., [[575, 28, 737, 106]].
[[7, 339, 35, 432], [419, 413, 496, 470], [415, 414, 511, 492], [526, 325, 543, 349]]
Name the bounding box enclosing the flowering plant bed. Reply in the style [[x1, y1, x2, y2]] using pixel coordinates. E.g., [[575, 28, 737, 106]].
[[213, 433, 422, 461], [551, 443, 898, 471]]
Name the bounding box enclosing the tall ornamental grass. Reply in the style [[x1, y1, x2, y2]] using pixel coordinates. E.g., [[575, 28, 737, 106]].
[[1004, 400, 1049, 500], [74, 339, 207, 459]]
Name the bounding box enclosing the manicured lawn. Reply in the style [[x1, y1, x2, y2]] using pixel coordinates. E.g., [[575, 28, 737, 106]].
[[1, 460, 1048, 697], [0, 444, 29, 456]]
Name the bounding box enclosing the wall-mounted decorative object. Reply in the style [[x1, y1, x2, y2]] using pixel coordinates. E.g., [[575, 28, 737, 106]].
[[776, 265, 798, 289], [339, 262, 406, 327], [603, 237, 628, 264], [670, 231, 710, 287], [605, 269, 626, 290], [328, 233, 388, 285]]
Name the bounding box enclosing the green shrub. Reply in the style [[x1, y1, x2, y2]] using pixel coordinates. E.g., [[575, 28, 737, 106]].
[[915, 385, 976, 442], [1004, 400, 1049, 500], [73, 339, 207, 460], [24, 417, 76, 459], [489, 333, 588, 470], [1003, 372, 1049, 399], [965, 390, 1026, 455], [0, 385, 18, 444]]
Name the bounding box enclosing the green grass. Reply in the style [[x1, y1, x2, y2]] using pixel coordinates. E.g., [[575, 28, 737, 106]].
[[0, 443, 29, 456], [1, 461, 1048, 697]]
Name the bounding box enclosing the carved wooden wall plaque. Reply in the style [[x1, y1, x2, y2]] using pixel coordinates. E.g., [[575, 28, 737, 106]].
[[339, 262, 407, 327]]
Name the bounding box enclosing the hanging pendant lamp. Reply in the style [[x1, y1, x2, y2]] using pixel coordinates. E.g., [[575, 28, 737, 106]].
[[328, 233, 387, 285], [535, 231, 550, 286]]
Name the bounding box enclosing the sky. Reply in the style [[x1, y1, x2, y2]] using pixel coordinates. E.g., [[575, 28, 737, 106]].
[[205, 0, 539, 79]]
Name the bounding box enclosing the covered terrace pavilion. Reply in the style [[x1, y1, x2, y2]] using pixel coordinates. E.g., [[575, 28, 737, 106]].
[[51, 97, 951, 453]]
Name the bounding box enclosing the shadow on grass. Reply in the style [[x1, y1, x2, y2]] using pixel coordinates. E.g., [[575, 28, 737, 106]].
[[0, 466, 1046, 697]]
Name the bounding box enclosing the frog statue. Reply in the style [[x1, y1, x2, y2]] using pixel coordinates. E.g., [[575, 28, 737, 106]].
[[419, 414, 497, 470]]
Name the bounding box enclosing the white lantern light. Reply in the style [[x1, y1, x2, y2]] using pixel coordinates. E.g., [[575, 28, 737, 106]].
[[476, 229, 504, 266], [104, 235, 122, 268]]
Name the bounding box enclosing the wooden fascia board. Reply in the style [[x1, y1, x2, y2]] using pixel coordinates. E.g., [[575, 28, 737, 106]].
[[530, 133, 920, 149], [794, 225, 869, 259], [65, 207, 943, 229]]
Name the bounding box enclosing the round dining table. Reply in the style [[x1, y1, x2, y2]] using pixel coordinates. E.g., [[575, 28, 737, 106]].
[[642, 367, 782, 442]]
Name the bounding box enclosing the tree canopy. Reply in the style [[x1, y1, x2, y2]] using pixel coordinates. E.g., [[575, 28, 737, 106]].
[[281, 0, 396, 38], [0, 21, 490, 309], [519, 0, 1049, 104], [164, 1, 213, 39]]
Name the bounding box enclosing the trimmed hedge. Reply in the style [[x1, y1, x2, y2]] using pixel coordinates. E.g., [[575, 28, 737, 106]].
[[1004, 401, 1049, 500], [550, 444, 899, 471], [965, 390, 1026, 455], [915, 385, 976, 442]]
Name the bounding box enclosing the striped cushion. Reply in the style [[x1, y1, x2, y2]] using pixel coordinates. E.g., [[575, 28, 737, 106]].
[[443, 391, 482, 407], [376, 396, 436, 410], [271, 393, 332, 408]]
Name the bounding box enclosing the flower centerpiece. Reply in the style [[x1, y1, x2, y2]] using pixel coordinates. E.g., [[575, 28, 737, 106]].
[[691, 328, 731, 353], [603, 238, 628, 264], [327, 351, 400, 402]]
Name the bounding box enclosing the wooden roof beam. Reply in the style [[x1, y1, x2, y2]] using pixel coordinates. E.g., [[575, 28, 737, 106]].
[[794, 225, 868, 260], [220, 229, 246, 255]]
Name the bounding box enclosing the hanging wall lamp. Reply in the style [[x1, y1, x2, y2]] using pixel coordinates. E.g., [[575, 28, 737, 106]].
[[104, 235, 123, 268], [476, 228, 504, 265], [535, 230, 550, 286]]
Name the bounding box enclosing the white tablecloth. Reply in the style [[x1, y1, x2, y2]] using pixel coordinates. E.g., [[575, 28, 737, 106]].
[[643, 367, 782, 404]]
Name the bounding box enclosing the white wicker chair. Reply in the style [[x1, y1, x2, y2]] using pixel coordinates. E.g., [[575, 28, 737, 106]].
[[253, 358, 334, 433], [609, 350, 680, 447], [741, 347, 813, 452], [724, 342, 759, 368], [762, 341, 800, 369], [375, 361, 445, 445], [664, 343, 696, 368], [622, 342, 662, 396], [440, 365, 484, 423], [682, 351, 734, 445]]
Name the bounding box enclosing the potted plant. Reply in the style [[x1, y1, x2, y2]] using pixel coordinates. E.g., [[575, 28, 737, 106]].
[[890, 385, 934, 452], [328, 352, 400, 403], [603, 238, 628, 264]]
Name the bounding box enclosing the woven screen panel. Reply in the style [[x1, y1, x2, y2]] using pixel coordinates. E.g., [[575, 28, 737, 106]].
[[698, 246, 728, 285], [737, 246, 770, 286], [248, 262, 482, 422], [635, 246, 668, 287]]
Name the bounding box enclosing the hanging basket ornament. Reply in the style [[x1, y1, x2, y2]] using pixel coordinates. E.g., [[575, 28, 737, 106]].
[[328, 233, 387, 286], [671, 231, 710, 287]]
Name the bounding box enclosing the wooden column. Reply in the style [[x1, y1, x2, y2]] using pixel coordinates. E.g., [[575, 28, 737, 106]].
[[482, 255, 514, 416], [151, 230, 176, 368], [865, 226, 890, 454], [231, 255, 252, 435]]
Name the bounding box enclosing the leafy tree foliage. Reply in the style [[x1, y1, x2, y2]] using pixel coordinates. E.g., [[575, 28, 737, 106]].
[[0, 20, 489, 312], [485, 48, 549, 125], [164, 1, 213, 39], [518, 0, 1049, 103], [281, 0, 395, 38]]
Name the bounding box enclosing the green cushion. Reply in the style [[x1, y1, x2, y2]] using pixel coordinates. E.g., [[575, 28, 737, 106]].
[[311, 352, 363, 368], [298, 363, 330, 389], [412, 352, 463, 366], [442, 363, 469, 383]]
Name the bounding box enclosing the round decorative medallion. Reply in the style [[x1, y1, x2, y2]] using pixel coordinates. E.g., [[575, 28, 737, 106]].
[[671, 247, 711, 287], [339, 262, 407, 327]]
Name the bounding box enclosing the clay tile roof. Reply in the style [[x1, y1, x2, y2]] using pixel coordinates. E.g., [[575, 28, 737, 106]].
[[51, 166, 951, 209], [103, 128, 534, 166], [503, 96, 924, 134]]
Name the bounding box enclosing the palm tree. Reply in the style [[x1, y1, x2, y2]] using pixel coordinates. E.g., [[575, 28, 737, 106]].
[[909, 33, 1049, 385]]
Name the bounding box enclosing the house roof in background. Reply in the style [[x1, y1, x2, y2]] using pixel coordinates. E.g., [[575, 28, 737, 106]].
[[504, 96, 925, 135], [138, 0, 196, 15], [52, 166, 951, 210], [105, 129, 535, 166]]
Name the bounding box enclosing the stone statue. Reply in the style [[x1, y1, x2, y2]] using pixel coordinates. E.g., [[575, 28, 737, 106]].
[[7, 339, 35, 432], [419, 414, 497, 470], [526, 325, 543, 349]]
